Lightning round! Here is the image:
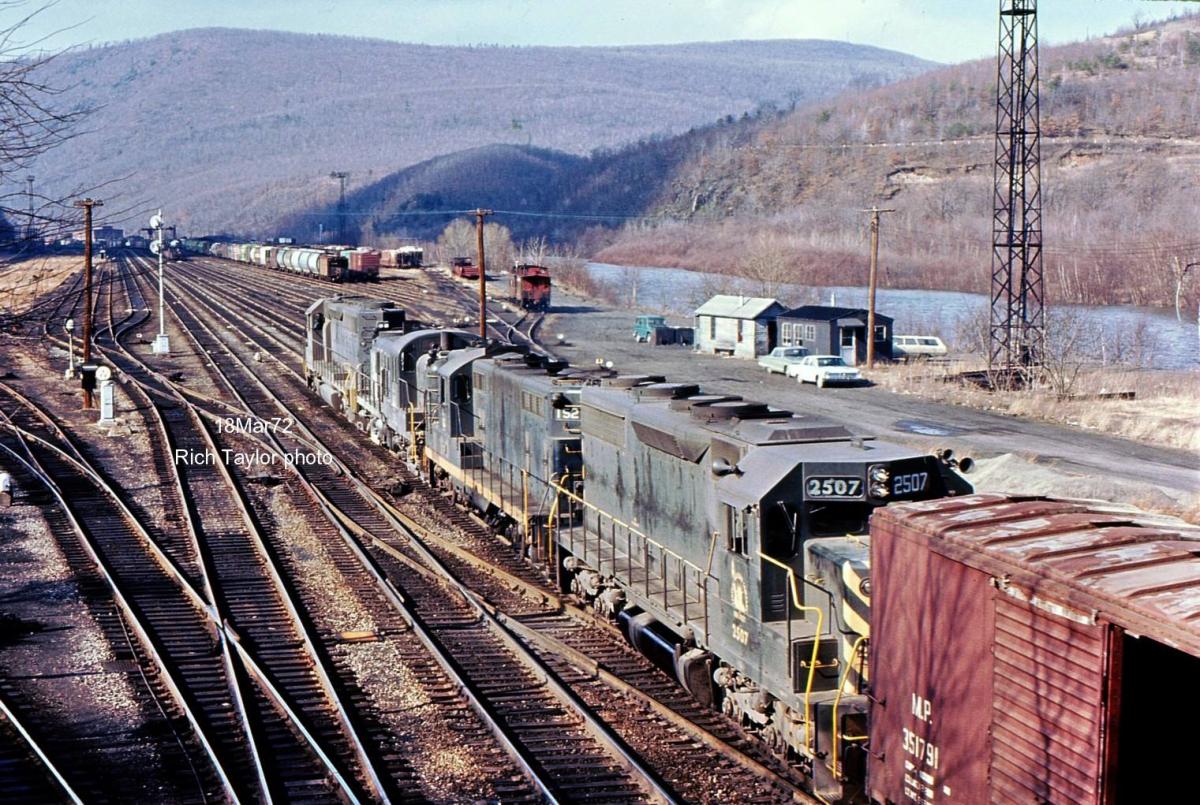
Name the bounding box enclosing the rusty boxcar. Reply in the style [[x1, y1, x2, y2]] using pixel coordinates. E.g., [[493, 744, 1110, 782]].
[[868, 494, 1200, 805]]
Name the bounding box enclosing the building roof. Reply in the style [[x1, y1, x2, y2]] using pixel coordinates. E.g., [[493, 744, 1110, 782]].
[[695, 295, 783, 320], [780, 305, 892, 322]]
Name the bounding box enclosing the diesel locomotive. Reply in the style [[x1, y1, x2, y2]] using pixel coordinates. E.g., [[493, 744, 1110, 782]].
[[304, 295, 973, 802]]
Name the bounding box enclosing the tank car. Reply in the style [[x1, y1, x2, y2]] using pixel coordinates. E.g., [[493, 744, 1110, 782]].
[[509, 263, 551, 311], [277, 246, 349, 281]]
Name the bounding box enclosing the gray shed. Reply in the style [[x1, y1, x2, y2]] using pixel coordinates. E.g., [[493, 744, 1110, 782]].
[[775, 305, 893, 366], [694, 295, 786, 359]]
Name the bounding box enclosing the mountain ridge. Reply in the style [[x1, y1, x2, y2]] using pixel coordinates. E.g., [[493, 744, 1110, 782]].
[[24, 27, 935, 233]]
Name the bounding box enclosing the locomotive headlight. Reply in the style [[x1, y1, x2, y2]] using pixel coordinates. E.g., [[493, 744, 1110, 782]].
[[869, 465, 890, 483], [869, 481, 890, 499]]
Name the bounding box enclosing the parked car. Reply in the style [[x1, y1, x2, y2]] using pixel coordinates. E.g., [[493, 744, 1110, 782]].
[[757, 346, 809, 374], [787, 355, 863, 388], [893, 335, 948, 360], [632, 315, 666, 343]]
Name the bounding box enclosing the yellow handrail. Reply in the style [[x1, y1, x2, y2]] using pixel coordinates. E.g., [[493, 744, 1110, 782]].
[[830, 635, 868, 780], [757, 550, 825, 752]]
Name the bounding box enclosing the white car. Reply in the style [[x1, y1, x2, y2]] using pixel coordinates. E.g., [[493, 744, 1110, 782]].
[[786, 355, 862, 387], [757, 346, 809, 374], [893, 335, 948, 361]]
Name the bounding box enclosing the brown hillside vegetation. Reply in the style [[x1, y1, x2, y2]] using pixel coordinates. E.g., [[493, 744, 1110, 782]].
[[595, 14, 1200, 310]]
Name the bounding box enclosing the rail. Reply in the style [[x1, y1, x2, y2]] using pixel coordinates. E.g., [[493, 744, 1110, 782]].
[[149, 260, 678, 802], [0, 693, 85, 805]]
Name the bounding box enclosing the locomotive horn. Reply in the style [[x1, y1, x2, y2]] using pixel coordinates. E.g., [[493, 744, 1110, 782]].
[[712, 458, 742, 477]]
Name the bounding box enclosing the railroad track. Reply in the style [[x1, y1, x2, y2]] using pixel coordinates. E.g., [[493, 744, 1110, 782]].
[[152, 253, 811, 802], [10, 249, 809, 801], [0, 388, 237, 802], [5, 257, 403, 802], [105, 256, 430, 802], [136, 251, 683, 802], [0, 686, 85, 804]]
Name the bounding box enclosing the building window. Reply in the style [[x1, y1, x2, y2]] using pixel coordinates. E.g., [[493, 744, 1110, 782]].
[[874, 325, 887, 340], [709, 316, 716, 339], [781, 322, 792, 345], [841, 330, 855, 348], [737, 318, 744, 342]]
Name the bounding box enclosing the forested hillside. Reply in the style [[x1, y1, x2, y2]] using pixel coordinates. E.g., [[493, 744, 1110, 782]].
[[310, 14, 1200, 309], [24, 28, 933, 234], [594, 14, 1200, 308]]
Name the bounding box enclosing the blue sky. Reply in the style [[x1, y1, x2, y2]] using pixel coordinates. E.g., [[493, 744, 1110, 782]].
[[14, 1, 1200, 63]]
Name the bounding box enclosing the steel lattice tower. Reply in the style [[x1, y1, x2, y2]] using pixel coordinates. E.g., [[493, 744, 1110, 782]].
[[990, 0, 1044, 372]]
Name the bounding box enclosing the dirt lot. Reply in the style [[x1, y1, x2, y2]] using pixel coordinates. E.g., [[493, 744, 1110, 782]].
[[544, 285, 1199, 520], [0, 254, 81, 314]]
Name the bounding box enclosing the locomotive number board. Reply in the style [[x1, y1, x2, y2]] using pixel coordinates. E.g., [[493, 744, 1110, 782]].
[[805, 476, 863, 499]]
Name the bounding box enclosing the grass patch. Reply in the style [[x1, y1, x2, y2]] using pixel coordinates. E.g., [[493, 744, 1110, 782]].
[[865, 361, 1199, 452]]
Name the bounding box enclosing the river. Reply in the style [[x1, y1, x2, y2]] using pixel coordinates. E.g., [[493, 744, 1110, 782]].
[[586, 262, 1199, 370]]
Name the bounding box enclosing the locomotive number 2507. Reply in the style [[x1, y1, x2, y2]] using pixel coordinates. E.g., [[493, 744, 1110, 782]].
[[806, 477, 862, 498], [892, 472, 929, 496]]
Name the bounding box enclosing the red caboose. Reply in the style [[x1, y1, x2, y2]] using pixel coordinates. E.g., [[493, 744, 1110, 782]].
[[509, 263, 551, 311]]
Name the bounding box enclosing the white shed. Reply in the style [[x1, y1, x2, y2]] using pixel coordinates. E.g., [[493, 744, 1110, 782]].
[[694, 295, 785, 359]]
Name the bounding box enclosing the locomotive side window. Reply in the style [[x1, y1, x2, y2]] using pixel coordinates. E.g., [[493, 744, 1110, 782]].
[[723, 504, 749, 556]]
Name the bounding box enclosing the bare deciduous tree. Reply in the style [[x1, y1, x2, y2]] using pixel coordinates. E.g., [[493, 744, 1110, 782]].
[[436, 217, 514, 271], [0, 3, 94, 263]]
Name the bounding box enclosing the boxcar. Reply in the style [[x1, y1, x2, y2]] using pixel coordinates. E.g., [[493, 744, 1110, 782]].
[[342, 248, 381, 281], [868, 494, 1200, 805]]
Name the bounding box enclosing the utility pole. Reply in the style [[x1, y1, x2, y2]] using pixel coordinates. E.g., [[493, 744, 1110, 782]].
[[474, 208, 493, 340], [862, 206, 895, 369], [1176, 258, 1199, 322], [74, 198, 103, 408], [330, 171, 349, 245]]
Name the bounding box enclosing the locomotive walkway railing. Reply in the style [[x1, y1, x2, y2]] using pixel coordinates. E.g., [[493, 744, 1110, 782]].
[[549, 479, 716, 643]]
